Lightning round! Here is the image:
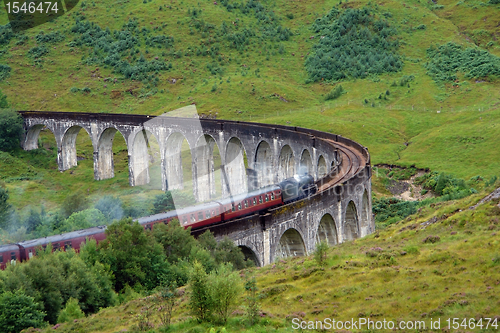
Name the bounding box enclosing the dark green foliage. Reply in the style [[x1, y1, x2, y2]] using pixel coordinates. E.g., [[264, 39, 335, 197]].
[[94, 196, 124, 222], [0, 186, 11, 230], [0, 290, 45, 333], [0, 90, 9, 107], [35, 31, 65, 44], [98, 218, 168, 291], [489, 0, 500, 4], [24, 207, 42, 233], [425, 42, 500, 82], [28, 46, 49, 58], [208, 263, 243, 324], [0, 248, 115, 324], [188, 260, 212, 322], [152, 191, 195, 214], [0, 109, 22, 151], [415, 172, 469, 196], [70, 19, 173, 87], [198, 231, 250, 270], [0, 65, 11, 82], [57, 297, 84, 323], [0, 24, 14, 45], [153, 219, 197, 264], [61, 191, 89, 218], [57, 208, 107, 233], [391, 75, 414, 87], [413, 24, 426, 30], [305, 7, 402, 82], [325, 84, 345, 100], [386, 167, 417, 180], [373, 197, 419, 223]]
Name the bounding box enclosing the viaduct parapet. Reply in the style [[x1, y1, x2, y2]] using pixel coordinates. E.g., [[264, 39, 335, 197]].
[[19, 111, 373, 266]]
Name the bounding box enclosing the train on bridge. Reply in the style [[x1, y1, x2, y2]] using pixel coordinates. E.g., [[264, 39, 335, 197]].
[[0, 174, 316, 269]]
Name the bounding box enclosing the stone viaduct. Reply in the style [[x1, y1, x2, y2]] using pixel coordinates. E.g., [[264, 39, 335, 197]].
[[19, 109, 374, 266]]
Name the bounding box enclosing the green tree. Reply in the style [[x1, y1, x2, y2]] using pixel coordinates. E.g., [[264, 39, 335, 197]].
[[94, 196, 124, 222], [98, 218, 168, 291], [209, 263, 243, 324], [0, 109, 22, 151], [153, 219, 197, 263], [57, 297, 85, 323], [58, 208, 107, 233], [314, 241, 329, 266], [0, 186, 11, 230], [0, 290, 45, 333], [188, 260, 213, 322], [24, 207, 42, 233], [61, 191, 89, 218], [199, 231, 249, 270]]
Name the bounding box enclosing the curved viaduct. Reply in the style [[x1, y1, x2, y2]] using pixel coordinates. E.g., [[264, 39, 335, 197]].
[[19, 110, 374, 266]]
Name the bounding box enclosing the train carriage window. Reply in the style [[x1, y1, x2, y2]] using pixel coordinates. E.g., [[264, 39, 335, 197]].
[[206, 210, 211, 218], [191, 214, 196, 222], [198, 212, 204, 220], [231, 204, 235, 212], [53, 243, 60, 251], [244, 200, 248, 208], [265, 195, 269, 202], [10, 252, 16, 261], [0, 255, 3, 263], [182, 216, 188, 224], [253, 198, 257, 205], [271, 193, 275, 200], [238, 203, 242, 210], [65, 242, 72, 250], [259, 196, 263, 204], [28, 250, 33, 259], [212, 210, 216, 216]]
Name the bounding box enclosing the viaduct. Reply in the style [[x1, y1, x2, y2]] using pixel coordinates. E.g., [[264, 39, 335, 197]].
[[19, 109, 374, 266]]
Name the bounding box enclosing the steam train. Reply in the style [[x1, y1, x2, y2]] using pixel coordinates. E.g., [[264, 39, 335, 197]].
[[0, 174, 316, 270]]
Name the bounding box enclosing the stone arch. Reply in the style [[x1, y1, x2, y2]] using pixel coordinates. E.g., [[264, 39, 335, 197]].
[[24, 124, 57, 150], [343, 201, 359, 241], [317, 155, 328, 179], [61, 125, 92, 170], [165, 132, 191, 191], [360, 190, 370, 237], [276, 228, 306, 259], [95, 127, 127, 180], [130, 129, 160, 186], [316, 213, 338, 246], [238, 245, 260, 267], [254, 140, 273, 188], [299, 149, 313, 176], [195, 134, 221, 202], [225, 137, 247, 196], [278, 145, 295, 181]]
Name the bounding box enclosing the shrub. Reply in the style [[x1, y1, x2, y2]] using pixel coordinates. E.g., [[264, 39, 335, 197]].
[[35, 31, 65, 44], [57, 298, 84, 323], [314, 241, 329, 265], [28, 46, 49, 58], [208, 263, 243, 324], [70, 87, 80, 93], [188, 260, 213, 322], [0, 186, 11, 229], [305, 7, 402, 82], [0, 290, 45, 332], [0, 65, 11, 82], [0, 109, 22, 151], [423, 235, 440, 244], [325, 85, 345, 101]]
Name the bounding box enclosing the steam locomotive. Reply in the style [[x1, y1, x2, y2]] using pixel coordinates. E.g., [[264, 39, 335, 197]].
[[0, 174, 316, 269]]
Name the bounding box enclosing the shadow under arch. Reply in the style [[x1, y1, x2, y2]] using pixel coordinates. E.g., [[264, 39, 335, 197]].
[[95, 127, 128, 180], [317, 155, 327, 179], [254, 140, 273, 188], [195, 134, 222, 202], [316, 213, 338, 246], [165, 132, 192, 192], [299, 148, 313, 176], [276, 228, 306, 259], [225, 137, 248, 196], [343, 200, 359, 241], [238, 245, 260, 267], [278, 144, 294, 181]]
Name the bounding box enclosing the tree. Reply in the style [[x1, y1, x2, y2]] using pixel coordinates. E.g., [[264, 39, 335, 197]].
[[198, 231, 249, 270], [314, 241, 329, 266], [0, 290, 45, 333], [188, 260, 213, 322], [0, 109, 22, 151], [57, 298, 85, 323], [57, 208, 107, 233], [24, 207, 42, 233], [98, 218, 168, 291], [153, 219, 197, 264], [152, 190, 196, 214], [208, 263, 243, 324], [61, 191, 89, 218], [0, 186, 11, 230]]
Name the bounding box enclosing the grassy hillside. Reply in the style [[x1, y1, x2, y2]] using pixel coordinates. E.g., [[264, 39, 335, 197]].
[[25, 184, 500, 333]]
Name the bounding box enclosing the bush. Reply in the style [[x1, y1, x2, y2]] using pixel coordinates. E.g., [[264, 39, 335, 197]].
[[305, 7, 402, 82], [0, 290, 45, 333], [425, 42, 500, 82], [35, 31, 65, 44], [0, 109, 22, 151], [28, 46, 49, 58], [57, 298, 84, 323], [208, 263, 243, 324], [188, 260, 213, 322], [0, 65, 11, 82], [324, 85, 345, 101], [314, 241, 329, 265]]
